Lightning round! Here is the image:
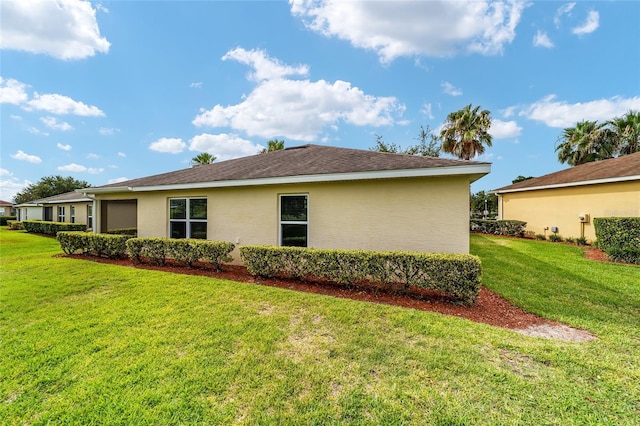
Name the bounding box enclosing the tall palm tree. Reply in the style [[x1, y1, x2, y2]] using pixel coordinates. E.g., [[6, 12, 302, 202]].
[[260, 139, 285, 154], [191, 152, 216, 166], [555, 120, 616, 166], [440, 104, 492, 160], [608, 110, 640, 156]]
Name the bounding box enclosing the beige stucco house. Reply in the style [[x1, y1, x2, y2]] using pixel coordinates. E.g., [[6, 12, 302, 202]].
[[493, 152, 640, 242], [15, 191, 94, 229], [80, 145, 490, 257], [0, 200, 14, 216]]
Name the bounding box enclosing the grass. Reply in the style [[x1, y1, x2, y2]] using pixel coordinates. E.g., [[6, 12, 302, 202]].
[[1, 229, 639, 425]]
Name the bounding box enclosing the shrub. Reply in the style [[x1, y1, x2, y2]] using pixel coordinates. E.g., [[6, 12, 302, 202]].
[[22, 220, 86, 235], [0, 216, 16, 226], [106, 228, 138, 236], [594, 217, 640, 264], [576, 236, 588, 246], [565, 237, 575, 244], [548, 234, 563, 242], [7, 220, 23, 230], [470, 219, 527, 237], [166, 239, 203, 268], [535, 234, 546, 241], [198, 240, 235, 271], [240, 246, 482, 305], [57, 232, 132, 258], [57, 231, 90, 255], [125, 238, 235, 269]]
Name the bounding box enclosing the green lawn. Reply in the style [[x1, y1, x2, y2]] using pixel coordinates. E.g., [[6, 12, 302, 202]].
[[1, 229, 638, 425]]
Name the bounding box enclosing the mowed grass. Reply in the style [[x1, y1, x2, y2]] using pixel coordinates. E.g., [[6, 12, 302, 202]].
[[1, 229, 638, 425]]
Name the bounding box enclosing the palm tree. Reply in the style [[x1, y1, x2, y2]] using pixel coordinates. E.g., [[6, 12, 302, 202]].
[[260, 139, 285, 154], [555, 120, 616, 166], [608, 110, 640, 156], [191, 152, 216, 166], [440, 104, 492, 160]]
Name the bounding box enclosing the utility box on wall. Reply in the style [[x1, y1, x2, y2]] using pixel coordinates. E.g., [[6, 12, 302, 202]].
[[579, 213, 590, 223]]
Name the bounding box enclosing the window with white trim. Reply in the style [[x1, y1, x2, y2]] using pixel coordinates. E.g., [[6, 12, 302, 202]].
[[169, 198, 207, 239], [70, 206, 76, 223], [87, 205, 93, 229], [57, 206, 65, 222], [279, 194, 308, 247]]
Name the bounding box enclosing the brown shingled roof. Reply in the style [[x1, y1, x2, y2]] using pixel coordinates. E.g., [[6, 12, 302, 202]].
[[15, 191, 92, 206], [92, 144, 489, 190], [493, 152, 640, 193]]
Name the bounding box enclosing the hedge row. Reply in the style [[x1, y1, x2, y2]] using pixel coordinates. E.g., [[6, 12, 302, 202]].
[[106, 228, 137, 236], [126, 238, 235, 270], [594, 217, 640, 265], [23, 220, 87, 235], [470, 219, 527, 237], [0, 216, 16, 226], [57, 232, 133, 258], [239, 246, 482, 305], [7, 220, 23, 230]]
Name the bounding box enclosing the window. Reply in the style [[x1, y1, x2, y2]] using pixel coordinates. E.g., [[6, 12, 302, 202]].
[[87, 205, 93, 229], [280, 194, 308, 247], [57, 206, 65, 222], [169, 198, 207, 239], [70, 206, 76, 223]]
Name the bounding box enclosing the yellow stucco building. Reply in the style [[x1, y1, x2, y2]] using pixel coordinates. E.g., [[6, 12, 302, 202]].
[[82, 144, 491, 260], [493, 152, 640, 242], [15, 191, 94, 229]]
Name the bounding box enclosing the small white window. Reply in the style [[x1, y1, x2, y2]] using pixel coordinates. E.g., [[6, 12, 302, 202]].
[[70, 206, 76, 223], [279, 194, 308, 247], [169, 198, 207, 239], [57, 206, 65, 222], [87, 205, 93, 229]]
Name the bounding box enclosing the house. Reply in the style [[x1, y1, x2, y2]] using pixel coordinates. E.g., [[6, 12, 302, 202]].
[[492, 152, 640, 242], [0, 200, 15, 217], [80, 144, 491, 257], [15, 191, 94, 229]]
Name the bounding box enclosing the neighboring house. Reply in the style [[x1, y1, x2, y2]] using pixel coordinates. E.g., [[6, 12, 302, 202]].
[[80, 144, 490, 257], [15, 191, 94, 229], [0, 200, 15, 216], [492, 152, 640, 242]]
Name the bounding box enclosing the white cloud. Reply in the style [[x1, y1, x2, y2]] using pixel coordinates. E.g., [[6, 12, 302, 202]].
[[519, 95, 640, 128], [27, 127, 49, 136], [222, 47, 309, 82], [108, 177, 129, 184], [554, 3, 575, 27], [194, 49, 403, 141], [57, 143, 72, 151], [489, 119, 522, 139], [99, 127, 119, 135], [0, 177, 31, 201], [290, 0, 527, 62], [57, 163, 104, 174], [533, 30, 554, 48], [441, 81, 463, 96], [0, 0, 110, 60], [10, 114, 23, 120], [189, 133, 264, 161], [0, 77, 28, 104], [572, 10, 599, 35], [117, 152, 126, 157], [0, 168, 12, 177], [26, 93, 105, 116], [11, 150, 42, 164], [421, 103, 434, 120], [189, 82, 203, 88], [41, 116, 73, 131], [148, 137, 186, 154], [86, 153, 100, 159]]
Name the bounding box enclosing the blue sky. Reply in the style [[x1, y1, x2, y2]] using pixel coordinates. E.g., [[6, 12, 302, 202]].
[[1, 0, 639, 201]]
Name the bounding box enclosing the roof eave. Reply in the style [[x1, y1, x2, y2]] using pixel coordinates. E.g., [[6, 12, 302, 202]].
[[87, 164, 491, 194], [492, 174, 640, 194]]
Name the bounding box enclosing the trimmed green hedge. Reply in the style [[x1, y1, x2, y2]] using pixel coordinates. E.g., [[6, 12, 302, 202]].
[[470, 219, 527, 237], [23, 220, 86, 235], [0, 216, 16, 226], [240, 246, 482, 305], [106, 228, 138, 236], [57, 231, 133, 258], [126, 238, 235, 270], [594, 217, 640, 264], [6, 220, 23, 230]]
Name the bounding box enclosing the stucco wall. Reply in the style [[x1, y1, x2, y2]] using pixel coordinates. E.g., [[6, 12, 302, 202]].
[[498, 180, 640, 242], [18, 207, 42, 221], [50, 202, 91, 225], [115, 175, 471, 261]]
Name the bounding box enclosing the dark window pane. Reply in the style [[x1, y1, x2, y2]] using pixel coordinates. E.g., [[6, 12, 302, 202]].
[[190, 199, 207, 219], [282, 224, 307, 247], [190, 222, 207, 239], [170, 199, 186, 219], [170, 222, 187, 239], [281, 196, 307, 221]]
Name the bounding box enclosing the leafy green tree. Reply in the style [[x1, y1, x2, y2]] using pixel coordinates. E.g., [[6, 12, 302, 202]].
[[512, 175, 534, 184], [260, 139, 285, 154], [555, 120, 616, 166], [191, 152, 216, 166], [370, 126, 440, 157], [470, 190, 498, 218], [13, 175, 90, 204], [440, 104, 493, 160], [608, 110, 640, 156]]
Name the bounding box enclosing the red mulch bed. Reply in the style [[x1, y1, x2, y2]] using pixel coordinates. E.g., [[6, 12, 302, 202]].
[[61, 251, 608, 331]]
